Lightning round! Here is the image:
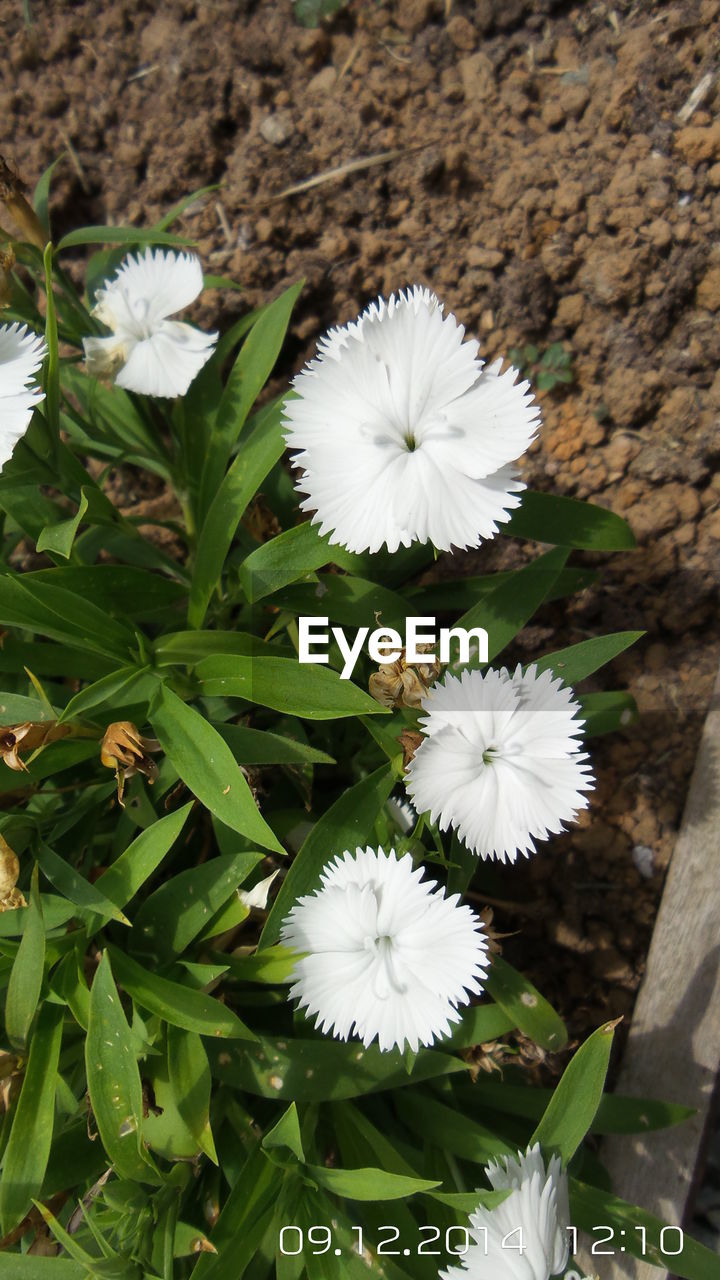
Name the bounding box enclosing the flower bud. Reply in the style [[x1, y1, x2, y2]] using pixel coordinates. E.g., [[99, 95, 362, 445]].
[[0, 157, 47, 250], [101, 721, 161, 804]]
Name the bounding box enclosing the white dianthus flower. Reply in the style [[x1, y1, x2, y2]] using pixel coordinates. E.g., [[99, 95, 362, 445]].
[[280, 845, 489, 1053], [283, 287, 540, 554], [82, 249, 217, 397], [440, 1144, 571, 1280], [0, 321, 46, 470], [406, 665, 594, 864]]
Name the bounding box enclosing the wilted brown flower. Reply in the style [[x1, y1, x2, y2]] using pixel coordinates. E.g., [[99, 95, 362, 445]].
[[0, 157, 47, 250], [0, 720, 68, 772], [397, 729, 423, 768], [0, 244, 15, 308], [0, 834, 25, 911], [101, 721, 161, 804], [369, 644, 442, 709], [465, 1039, 515, 1081]]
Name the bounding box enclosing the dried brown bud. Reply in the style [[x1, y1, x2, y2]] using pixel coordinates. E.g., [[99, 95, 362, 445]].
[[397, 729, 423, 768], [101, 721, 160, 805], [0, 244, 15, 309], [369, 644, 442, 710], [0, 158, 47, 250], [0, 720, 67, 772]]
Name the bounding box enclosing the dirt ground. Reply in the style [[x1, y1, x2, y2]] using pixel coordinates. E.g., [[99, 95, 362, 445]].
[[3, 0, 720, 1042]]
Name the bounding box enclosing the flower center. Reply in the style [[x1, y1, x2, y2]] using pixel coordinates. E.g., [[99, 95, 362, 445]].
[[482, 745, 500, 765], [364, 933, 408, 998]]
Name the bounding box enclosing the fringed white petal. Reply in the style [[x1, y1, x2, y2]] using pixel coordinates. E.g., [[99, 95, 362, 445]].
[[284, 286, 540, 553], [280, 846, 489, 1053], [405, 665, 594, 864], [85, 249, 216, 397], [440, 1145, 571, 1280], [0, 322, 46, 471], [114, 321, 218, 397]]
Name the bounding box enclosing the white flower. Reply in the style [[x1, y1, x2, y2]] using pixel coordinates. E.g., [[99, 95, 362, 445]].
[[0, 322, 46, 469], [440, 1144, 571, 1280], [280, 845, 489, 1053], [406, 664, 594, 864], [283, 287, 539, 554], [82, 249, 217, 397]]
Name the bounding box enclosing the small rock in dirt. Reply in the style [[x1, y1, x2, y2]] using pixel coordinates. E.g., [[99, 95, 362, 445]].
[[696, 264, 720, 312], [446, 14, 476, 50], [675, 122, 720, 166], [259, 113, 293, 145], [467, 246, 503, 269], [307, 66, 336, 95], [603, 367, 661, 429], [632, 845, 655, 879], [580, 245, 646, 306], [396, 0, 435, 35], [458, 51, 494, 104], [646, 218, 672, 250]]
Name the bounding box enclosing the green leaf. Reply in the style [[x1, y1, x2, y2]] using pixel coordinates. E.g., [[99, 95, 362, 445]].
[[36, 842, 130, 925], [0, 692, 54, 722], [56, 225, 192, 251], [0, 574, 136, 659], [261, 764, 394, 947], [167, 1025, 218, 1163], [531, 1020, 618, 1162], [85, 951, 157, 1183], [308, 1164, 440, 1200], [33, 155, 65, 233], [456, 547, 570, 665], [275, 573, 411, 632], [42, 243, 60, 438], [263, 1102, 305, 1162], [188, 400, 287, 628], [36, 489, 88, 559], [444, 1001, 516, 1048], [485, 954, 567, 1051], [214, 723, 334, 766], [196, 654, 386, 720], [395, 1092, 512, 1164], [503, 491, 635, 549], [197, 281, 302, 520], [90, 803, 193, 915], [0, 1003, 63, 1232], [27, 566, 187, 624], [579, 690, 639, 735], [5, 866, 45, 1049], [0, 1260, 85, 1279], [108, 946, 255, 1040], [149, 684, 283, 853], [238, 521, 339, 601], [294, 0, 347, 26], [220, 944, 297, 985], [57, 665, 159, 724], [207, 1034, 465, 1101], [190, 1143, 282, 1280], [570, 1178, 720, 1280], [533, 631, 643, 685], [131, 850, 262, 962], [453, 1076, 695, 1135]]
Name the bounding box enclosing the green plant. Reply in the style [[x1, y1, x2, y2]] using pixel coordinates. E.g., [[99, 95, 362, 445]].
[[508, 342, 574, 393], [0, 164, 712, 1280]]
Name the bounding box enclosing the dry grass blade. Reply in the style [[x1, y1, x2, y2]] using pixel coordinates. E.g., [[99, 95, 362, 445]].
[[270, 148, 413, 201]]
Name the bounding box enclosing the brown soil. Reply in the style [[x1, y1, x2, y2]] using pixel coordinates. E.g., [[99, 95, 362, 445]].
[[4, 0, 720, 1043]]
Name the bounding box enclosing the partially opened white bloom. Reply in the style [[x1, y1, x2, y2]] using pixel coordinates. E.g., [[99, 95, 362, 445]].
[[283, 287, 540, 554], [280, 846, 489, 1052], [82, 249, 217, 397], [406, 665, 594, 864], [0, 321, 46, 469], [440, 1144, 571, 1280]]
